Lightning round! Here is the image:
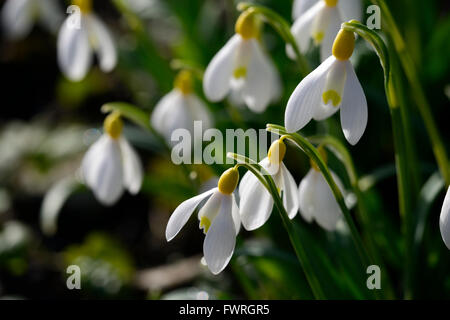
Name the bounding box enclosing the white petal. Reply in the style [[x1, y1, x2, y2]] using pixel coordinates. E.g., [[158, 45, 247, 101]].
[[57, 15, 92, 81], [289, 1, 324, 56], [186, 94, 213, 130], [319, 7, 341, 62], [298, 169, 316, 223], [119, 137, 143, 195], [241, 39, 278, 113], [340, 61, 368, 145], [81, 135, 123, 206], [198, 190, 223, 222], [231, 194, 241, 235], [312, 169, 343, 231], [86, 14, 117, 72], [37, 0, 64, 34], [239, 168, 274, 231], [313, 58, 346, 120], [280, 163, 299, 219], [1, 0, 34, 39], [165, 188, 216, 241], [337, 0, 363, 23], [440, 187, 450, 250], [203, 34, 241, 102], [151, 90, 179, 135], [204, 195, 236, 274], [285, 56, 335, 132], [292, 0, 319, 20]]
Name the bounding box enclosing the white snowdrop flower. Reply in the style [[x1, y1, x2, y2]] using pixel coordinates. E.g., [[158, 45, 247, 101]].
[[81, 112, 143, 206], [239, 139, 299, 230], [203, 11, 281, 113], [439, 187, 450, 250], [1, 0, 63, 39], [285, 29, 368, 145], [289, 0, 362, 61], [166, 168, 241, 275], [57, 0, 117, 82], [298, 148, 345, 231], [151, 70, 212, 144]]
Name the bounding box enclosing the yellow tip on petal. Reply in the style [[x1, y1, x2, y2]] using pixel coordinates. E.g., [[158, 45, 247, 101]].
[[233, 66, 247, 79], [332, 29, 355, 61], [235, 10, 259, 40], [322, 90, 342, 107], [313, 31, 324, 44], [104, 112, 123, 139], [268, 139, 287, 165], [174, 70, 193, 95], [73, 0, 92, 13], [199, 216, 211, 234], [310, 146, 328, 172], [218, 167, 239, 195], [324, 0, 338, 7]]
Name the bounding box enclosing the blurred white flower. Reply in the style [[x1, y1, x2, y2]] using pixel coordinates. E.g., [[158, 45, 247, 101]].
[[289, 0, 361, 61], [151, 71, 212, 144], [440, 187, 450, 250], [239, 139, 299, 230], [166, 168, 241, 274], [81, 113, 143, 206], [203, 11, 281, 113], [1, 0, 63, 39], [285, 29, 367, 145], [57, 0, 116, 81], [298, 152, 346, 231]]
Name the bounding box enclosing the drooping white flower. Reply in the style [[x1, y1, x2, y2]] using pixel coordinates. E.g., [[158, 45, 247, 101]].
[[239, 139, 299, 230], [166, 168, 241, 274], [203, 11, 281, 113], [285, 29, 367, 145], [289, 0, 362, 61], [81, 112, 143, 206], [151, 70, 212, 144], [298, 151, 346, 231], [57, 0, 117, 82], [1, 0, 63, 39], [440, 187, 450, 250]]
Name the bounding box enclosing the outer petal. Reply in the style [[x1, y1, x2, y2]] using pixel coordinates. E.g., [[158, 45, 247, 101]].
[[340, 61, 368, 145], [289, 1, 324, 57], [151, 90, 179, 135], [57, 15, 92, 81], [119, 137, 143, 195], [85, 14, 117, 72], [231, 194, 241, 235], [292, 0, 319, 20], [204, 195, 236, 274], [203, 34, 241, 102], [280, 163, 299, 219], [311, 169, 343, 231], [440, 187, 450, 250], [186, 94, 213, 130], [298, 169, 316, 223], [239, 169, 274, 231], [319, 6, 341, 62], [1, 0, 34, 39], [337, 0, 362, 24], [285, 56, 335, 132], [81, 135, 123, 206], [165, 188, 216, 241], [37, 0, 64, 34], [241, 39, 277, 113]]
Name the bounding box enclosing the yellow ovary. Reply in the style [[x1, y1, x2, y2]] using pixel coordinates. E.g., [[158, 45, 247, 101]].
[[268, 139, 287, 165], [218, 167, 239, 195], [324, 0, 338, 7], [310, 146, 328, 172], [73, 0, 92, 13], [235, 11, 259, 40], [332, 29, 355, 61], [174, 70, 193, 95], [104, 112, 123, 139]]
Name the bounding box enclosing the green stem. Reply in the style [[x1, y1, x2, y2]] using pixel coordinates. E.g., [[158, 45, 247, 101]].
[[228, 153, 326, 300], [371, 0, 450, 185], [266, 125, 372, 270], [237, 2, 310, 77]]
